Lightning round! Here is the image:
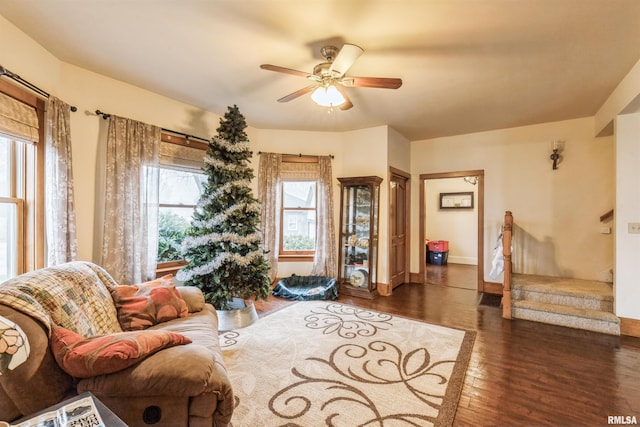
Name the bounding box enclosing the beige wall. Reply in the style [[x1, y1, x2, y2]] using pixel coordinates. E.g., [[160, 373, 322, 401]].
[[411, 117, 615, 283], [1, 15, 224, 263], [387, 126, 411, 172]]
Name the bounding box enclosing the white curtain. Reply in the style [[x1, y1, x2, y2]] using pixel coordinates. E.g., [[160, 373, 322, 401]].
[[310, 156, 337, 277], [258, 153, 281, 282], [45, 96, 78, 265], [102, 116, 160, 285]]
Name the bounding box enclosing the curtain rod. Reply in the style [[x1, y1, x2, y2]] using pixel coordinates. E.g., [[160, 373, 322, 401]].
[[258, 151, 334, 159], [0, 65, 77, 112], [95, 109, 210, 143]]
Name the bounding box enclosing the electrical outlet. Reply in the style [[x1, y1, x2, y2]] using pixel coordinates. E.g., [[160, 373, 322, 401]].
[[629, 222, 640, 234]]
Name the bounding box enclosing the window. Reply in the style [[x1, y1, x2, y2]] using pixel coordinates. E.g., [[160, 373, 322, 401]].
[[0, 81, 45, 281], [157, 167, 206, 264], [280, 180, 317, 257], [155, 132, 208, 275]]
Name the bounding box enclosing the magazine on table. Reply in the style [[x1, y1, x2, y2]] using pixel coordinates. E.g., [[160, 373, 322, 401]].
[[9, 396, 105, 427]]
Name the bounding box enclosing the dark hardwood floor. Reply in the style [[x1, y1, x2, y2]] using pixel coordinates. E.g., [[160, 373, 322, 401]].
[[255, 268, 640, 426], [426, 262, 478, 290]]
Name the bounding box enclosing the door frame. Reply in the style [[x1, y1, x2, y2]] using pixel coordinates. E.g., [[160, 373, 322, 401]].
[[419, 170, 485, 291], [387, 167, 411, 293]]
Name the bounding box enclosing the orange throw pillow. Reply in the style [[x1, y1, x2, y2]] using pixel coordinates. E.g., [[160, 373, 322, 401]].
[[111, 275, 189, 331], [50, 326, 191, 378]]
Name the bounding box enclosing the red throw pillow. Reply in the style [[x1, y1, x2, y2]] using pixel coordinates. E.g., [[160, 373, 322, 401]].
[[50, 326, 191, 378], [111, 275, 189, 330]]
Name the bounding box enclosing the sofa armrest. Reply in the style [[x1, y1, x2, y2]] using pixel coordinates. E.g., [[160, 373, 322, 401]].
[[0, 306, 75, 420], [176, 286, 205, 313], [77, 343, 234, 425]]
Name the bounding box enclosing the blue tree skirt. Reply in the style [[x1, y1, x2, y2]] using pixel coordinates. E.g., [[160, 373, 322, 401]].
[[272, 275, 339, 301]]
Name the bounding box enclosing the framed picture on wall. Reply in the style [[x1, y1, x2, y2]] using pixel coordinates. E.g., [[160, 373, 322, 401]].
[[439, 191, 474, 209]]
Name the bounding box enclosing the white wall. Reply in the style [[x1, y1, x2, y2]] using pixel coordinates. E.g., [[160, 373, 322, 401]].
[[425, 178, 478, 265], [614, 112, 640, 318], [411, 117, 615, 283]]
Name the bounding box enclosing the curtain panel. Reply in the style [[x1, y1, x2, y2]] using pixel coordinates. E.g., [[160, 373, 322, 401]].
[[45, 96, 78, 266], [258, 153, 281, 282], [310, 156, 337, 277], [102, 116, 160, 285]]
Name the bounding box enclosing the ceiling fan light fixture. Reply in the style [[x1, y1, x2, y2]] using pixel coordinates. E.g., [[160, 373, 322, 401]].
[[311, 84, 345, 107], [261, 43, 401, 109]]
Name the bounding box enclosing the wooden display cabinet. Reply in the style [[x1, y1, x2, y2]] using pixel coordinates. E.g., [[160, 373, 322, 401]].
[[337, 176, 382, 299]]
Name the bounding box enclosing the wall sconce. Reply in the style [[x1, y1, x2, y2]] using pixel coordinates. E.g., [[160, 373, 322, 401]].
[[463, 176, 478, 185], [550, 140, 564, 170]]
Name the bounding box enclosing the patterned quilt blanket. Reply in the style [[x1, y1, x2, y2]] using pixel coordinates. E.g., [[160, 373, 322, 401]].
[[0, 262, 122, 337]]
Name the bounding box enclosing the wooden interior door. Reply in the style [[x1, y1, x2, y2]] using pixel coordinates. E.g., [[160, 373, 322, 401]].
[[389, 172, 409, 289]]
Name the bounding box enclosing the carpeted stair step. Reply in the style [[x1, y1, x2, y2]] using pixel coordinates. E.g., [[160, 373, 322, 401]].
[[511, 274, 614, 312], [512, 299, 620, 335]]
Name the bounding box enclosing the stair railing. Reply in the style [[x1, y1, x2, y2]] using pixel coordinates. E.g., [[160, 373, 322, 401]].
[[502, 211, 513, 319]]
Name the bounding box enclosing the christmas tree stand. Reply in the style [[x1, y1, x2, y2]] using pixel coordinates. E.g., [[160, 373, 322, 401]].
[[216, 298, 258, 331]]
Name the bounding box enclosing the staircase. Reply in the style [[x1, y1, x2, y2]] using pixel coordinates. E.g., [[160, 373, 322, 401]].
[[510, 274, 620, 335]]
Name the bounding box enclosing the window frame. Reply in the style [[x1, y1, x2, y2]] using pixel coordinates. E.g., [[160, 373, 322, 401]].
[[0, 79, 45, 279], [0, 197, 24, 280]]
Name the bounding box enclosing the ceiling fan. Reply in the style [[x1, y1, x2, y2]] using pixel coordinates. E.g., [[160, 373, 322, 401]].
[[260, 44, 402, 110]]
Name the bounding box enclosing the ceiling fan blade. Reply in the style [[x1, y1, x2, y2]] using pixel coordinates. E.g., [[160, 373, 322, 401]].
[[342, 76, 403, 89], [260, 64, 311, 78], [329, 44, 364, 77], [335, 85, 353, 110], [277, 85, 316, 103]]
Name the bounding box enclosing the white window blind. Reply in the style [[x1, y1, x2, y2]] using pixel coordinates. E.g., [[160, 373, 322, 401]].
[[0, 92, 39, 143]]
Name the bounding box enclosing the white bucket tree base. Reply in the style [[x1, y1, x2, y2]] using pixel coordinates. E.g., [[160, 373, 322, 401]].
[[216, 299, 258, 331]]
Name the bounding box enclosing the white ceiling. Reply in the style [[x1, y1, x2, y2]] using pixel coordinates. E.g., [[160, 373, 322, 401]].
[[1, 0, 639, 140]]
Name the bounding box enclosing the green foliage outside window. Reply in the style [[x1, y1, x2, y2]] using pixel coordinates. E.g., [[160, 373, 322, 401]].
[[157, 211, 191, 262], [283, 235, 315, 251]]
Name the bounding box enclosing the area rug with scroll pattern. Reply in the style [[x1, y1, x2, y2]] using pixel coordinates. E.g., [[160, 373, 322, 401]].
[[220, 301, 475, 427]]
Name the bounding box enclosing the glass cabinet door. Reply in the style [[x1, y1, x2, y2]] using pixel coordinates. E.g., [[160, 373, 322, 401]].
[[337, 176, 382, 299]]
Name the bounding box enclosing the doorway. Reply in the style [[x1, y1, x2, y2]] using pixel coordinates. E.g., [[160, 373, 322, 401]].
[[419, 170, 484, 292]]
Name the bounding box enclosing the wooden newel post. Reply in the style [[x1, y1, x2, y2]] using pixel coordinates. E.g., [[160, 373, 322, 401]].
[[502, 211, 513, 319]]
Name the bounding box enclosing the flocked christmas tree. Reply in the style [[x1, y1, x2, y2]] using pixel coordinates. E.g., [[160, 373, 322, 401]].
[[177, 105, 271, 310]]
